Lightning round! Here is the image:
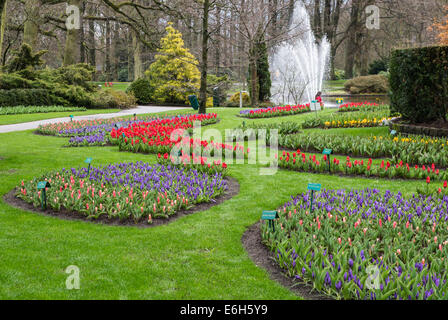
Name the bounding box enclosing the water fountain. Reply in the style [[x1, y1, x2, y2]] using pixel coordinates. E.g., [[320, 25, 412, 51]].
[[270, 2, 330, 108]]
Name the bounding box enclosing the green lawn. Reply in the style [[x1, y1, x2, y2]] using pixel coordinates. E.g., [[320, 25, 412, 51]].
[[91, 82, 130, 92], [0, 107, 425, 299], [0, 109, 120, 126]]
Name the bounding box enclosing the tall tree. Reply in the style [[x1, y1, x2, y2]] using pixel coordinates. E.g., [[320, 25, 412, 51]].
[[0, 0, 7, 58], [198, 0, 210, 114], [63, 0, 82, 66], [23, 0, 41, 49]]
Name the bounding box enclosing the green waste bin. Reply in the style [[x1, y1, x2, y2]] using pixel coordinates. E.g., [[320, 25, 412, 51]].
[[188, 95, 199, 110]]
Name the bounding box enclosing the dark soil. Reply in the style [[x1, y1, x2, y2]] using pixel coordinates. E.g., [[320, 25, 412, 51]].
[[4, 177, 240, 229], [241, 222, 332, 300]]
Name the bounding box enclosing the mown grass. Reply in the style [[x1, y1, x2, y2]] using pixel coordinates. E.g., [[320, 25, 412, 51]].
[[0, 109, 120, 126], [91, 82, 130, 92], [0, 107, 426, 299]]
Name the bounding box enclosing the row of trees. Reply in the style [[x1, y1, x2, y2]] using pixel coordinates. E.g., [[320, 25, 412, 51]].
[[1, 0, 447, 111]]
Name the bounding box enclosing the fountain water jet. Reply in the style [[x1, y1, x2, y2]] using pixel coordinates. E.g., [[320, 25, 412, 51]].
[[270, 3, 330, 107]]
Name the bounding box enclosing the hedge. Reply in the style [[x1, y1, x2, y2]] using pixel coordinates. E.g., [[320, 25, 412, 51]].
[[0, 89, 66, 107], [389, 46, 448, 124]]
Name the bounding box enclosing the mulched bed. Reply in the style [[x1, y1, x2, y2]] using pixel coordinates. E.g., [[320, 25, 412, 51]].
[[3, 177, 240, 228], [241, 222, 332, 300]]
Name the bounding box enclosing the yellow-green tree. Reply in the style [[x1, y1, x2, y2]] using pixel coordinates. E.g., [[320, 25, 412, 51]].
[[146, 23, 200, 104]]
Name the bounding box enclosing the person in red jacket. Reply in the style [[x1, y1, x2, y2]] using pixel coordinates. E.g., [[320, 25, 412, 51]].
[[315, 91, 324, 109]]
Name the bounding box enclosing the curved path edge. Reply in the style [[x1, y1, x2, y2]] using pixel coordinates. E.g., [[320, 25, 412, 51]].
[[0, 106, 188, 133], [241, 222, 333, 300]]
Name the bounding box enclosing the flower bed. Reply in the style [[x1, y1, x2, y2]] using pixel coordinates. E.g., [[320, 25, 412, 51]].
[[301, 111, 393, 129], [262, 188, 448, 300], [111, 114, 248, 159], [37, 113, 218, 147], [277, 150, 448, 182], [337, 102, 385, 113], [279, 132, 448, 168], [239, 104, 310, 119], [156, 152, 228, 176], [16, 162, 227, 223]]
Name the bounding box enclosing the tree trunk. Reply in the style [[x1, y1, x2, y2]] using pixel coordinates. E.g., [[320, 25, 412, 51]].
[[23, 0, 40, 49], [87, 5, 96, 78], [214, 5, 221, 75], [79, 1, 85, 63], [112, 21, 119, 81], [344, 1, 361, 79], [249, 41, 258, 108], [198, 0, 210, 114], [132, 30, 143, 79], [105, 18, 111, 80], [313, 0, 322, 40], [63, 0, 81, 66], [0, 0, 7, 60]]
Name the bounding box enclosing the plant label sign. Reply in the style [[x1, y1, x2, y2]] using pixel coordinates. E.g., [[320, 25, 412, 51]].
[[307, 183, 321, 191], [390, 130, 397, 136], [262, 210, 279, 232], [322, 149, 332, 156], [37, 181, 50, 189], [37, 181, 50, 210], [261, 210, 279, 220], [85, 157, 92, 164]]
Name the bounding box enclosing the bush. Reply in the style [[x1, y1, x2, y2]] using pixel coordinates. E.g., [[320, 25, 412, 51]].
[[118, 68, 128, 82], [0, 88, 66, 107], [334, 69, 346, 80], [390, 46, 448, 123], [368, 57, 389, 75], [344, 74, 389, 94], [206, 97, 213, 108], [126, 78, 153, 104], [229, 91, 250, 105], [92, 89, 137, 109], [145, 24, 200, 104]]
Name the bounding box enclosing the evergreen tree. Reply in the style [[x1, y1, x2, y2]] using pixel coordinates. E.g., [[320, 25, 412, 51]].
[[257, 39, 271, 102], [145, 23, 200, 104], [247, 35, 271, 104]]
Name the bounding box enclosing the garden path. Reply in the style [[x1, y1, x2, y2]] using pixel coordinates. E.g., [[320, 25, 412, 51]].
[[0, 105, 188, 133]]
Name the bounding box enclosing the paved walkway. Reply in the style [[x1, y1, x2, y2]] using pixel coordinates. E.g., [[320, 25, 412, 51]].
[[0, 106, 188, 133]]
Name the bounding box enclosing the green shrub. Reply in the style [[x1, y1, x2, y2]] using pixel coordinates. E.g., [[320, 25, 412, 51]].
[[334, 69, 346, 80], [105, 89, 137, 109], [229, 91, 250, 105], [344, 74, 389, 94], [127, 78, 153, 104], [0, 88, 66, 107], [0, 72, 37, 89], [389, 46, 448, 123], [118, 68, 129, 82], [368, 57, 389, 75], [91, 89, 136, 109], [39, 63, 95, 92], [145, 24, 200, 104]]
